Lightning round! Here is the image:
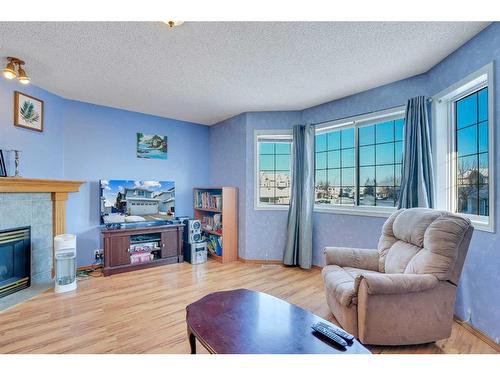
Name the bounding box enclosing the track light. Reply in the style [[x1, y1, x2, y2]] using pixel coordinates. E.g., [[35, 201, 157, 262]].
[[2, 58, 17, 80], [17, 64, 30, 85], [2, 57, 30, 85]]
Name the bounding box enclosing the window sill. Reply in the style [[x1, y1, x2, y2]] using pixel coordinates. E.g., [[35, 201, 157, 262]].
[[459, 214, 494, 233], [314, 204, 396, 218], [254, 204, 290, 211]]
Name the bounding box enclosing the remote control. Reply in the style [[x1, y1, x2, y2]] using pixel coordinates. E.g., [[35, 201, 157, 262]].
[[311, 322, 353, 346], [313, 321, 355, 342]]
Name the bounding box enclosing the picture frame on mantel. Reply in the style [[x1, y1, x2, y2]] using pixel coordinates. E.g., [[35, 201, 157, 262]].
[[0, 150, 6, 177], [14, 91, 44, 132]]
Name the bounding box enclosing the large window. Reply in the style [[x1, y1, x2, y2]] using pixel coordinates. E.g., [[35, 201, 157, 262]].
[[314, 109, 405, 213], [255, 132, 292, 208], [455, 87, 489, 216], [434, 62, 494, 232], [315, 128, 355, 205]]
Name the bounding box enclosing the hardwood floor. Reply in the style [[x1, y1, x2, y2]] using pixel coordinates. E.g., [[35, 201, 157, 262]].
[[0, 260, 496, 354]]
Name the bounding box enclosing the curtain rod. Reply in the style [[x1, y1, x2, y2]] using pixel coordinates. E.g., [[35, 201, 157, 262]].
[[311, 97, 432, 127]]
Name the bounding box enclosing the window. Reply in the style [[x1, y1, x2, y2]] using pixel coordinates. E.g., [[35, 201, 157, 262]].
[[315, 128, 355, 205], [455, 88, 489, 216], [434, 62, 494, 232], [358, 119, 404, 207], [314, 108, 405, 214], [255, 131, 292, 209]]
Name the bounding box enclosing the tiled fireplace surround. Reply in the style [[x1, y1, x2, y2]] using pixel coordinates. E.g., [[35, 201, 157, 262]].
[[0, 178, 83, 310], [0, 192, 54, 284]]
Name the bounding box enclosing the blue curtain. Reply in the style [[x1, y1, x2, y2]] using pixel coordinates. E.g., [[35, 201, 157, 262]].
[[283, 124, 315, 269], [397, 96, 434, 209]]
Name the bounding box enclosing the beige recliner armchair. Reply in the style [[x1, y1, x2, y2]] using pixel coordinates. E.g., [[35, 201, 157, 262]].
[[322, 208, 473, 345]]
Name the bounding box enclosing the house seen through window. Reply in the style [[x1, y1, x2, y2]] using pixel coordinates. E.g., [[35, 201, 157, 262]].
[[455, 87, 489, 216], [257, 138, 292, 206]]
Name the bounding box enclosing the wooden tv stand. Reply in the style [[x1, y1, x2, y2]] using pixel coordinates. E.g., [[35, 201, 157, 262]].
[[102, 224, 184, 276]]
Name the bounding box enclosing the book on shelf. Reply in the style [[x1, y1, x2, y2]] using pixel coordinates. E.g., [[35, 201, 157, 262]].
[[201, 213, 222, 232], [194, 191, 222, 210], [206, 234, 223, 256]]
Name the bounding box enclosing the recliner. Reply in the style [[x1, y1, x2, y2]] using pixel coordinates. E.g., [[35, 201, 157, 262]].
[[322, 208, 473, 345]]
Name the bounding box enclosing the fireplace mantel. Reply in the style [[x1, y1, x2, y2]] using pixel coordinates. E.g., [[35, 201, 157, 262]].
[[0, 177, 85, 277], [0, 177, 83, 193]]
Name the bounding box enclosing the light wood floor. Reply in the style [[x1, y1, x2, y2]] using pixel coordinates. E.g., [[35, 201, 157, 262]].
[[0, 260, 496, 354]]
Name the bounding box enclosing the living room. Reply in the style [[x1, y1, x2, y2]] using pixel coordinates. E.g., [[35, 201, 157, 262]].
[[1, 1, 499, 372]]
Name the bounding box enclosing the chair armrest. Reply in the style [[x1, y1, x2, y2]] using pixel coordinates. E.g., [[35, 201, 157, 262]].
[[323, 247, 379, 271], [355, 273, 439, 295]]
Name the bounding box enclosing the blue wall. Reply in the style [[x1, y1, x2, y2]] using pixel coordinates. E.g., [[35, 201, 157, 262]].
[[208, 113, 247, 256], [64, 100, 210, 266], [0, 79, 66, 179], [0, 82, 210, 267], [209, 23, 500, 341]]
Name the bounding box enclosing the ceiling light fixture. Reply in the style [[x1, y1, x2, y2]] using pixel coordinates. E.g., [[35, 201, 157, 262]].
[[2, 57, 17, 80], [17, 63, 30, 85], [164, 21, 184, 28], [2, 57, 30, 84]]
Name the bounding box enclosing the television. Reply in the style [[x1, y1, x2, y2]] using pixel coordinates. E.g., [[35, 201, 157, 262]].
[[100, 180, 175, 225]]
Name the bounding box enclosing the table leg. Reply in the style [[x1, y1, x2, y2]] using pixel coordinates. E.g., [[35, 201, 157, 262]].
[[187, 328, 196, 354]]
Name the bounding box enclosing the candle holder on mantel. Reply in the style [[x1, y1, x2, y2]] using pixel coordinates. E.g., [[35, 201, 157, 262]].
[[4, 150, 22, 177]]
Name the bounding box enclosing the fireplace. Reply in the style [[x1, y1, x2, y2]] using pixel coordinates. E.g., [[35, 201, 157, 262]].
[[0, 227, 31, 299]]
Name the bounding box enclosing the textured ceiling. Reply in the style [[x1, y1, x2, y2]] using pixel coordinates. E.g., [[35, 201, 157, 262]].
[[0, 22, 488, 125]]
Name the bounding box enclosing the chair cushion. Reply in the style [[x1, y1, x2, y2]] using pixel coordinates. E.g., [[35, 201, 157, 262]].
[[392, 208, 442, 248], [405, 214, 472, 279], [322, 265, 381, 307]]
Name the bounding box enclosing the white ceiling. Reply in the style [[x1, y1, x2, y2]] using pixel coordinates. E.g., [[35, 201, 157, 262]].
[[0, 22, 488, 125]]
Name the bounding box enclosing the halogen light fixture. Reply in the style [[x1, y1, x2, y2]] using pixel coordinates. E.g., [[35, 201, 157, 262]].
[[2, 57, 30, 85]]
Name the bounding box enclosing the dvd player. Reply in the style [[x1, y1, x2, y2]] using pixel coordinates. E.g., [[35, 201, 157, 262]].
[[103, 220, 174, 230]]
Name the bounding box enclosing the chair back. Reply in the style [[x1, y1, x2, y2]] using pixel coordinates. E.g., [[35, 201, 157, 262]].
[[377, 208, 473, 283]]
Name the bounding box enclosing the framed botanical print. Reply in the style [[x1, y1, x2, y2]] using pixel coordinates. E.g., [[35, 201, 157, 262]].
[[14, 91, 44, 132]]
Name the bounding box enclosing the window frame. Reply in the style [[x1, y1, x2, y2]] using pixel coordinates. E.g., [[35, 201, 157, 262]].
[[254, 129, 293, 210], [314, 106, 406, 217], [433, 62, 495, 232]]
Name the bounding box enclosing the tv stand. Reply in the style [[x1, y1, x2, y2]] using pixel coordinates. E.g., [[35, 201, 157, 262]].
[[102, 224, 184, 276]]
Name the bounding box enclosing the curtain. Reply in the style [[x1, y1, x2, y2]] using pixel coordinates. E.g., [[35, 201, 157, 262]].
[[283, 124, 315, 269], [397, 96, 434, 209]]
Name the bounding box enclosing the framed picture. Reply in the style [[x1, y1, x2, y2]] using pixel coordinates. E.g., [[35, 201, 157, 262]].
[[0, 150, 6, 177], [137, 133, 168, 160], [14, 91, 44, 132]]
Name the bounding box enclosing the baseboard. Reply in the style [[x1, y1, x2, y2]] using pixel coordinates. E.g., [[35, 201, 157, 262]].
[[237, 257, 322, 270], [237, 257, 283, 265], [453, 315, 500, 353], [77, 264, 103, 272]]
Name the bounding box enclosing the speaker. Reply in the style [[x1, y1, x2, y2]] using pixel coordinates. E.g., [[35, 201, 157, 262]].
[[183, 219, 202, 243], [184, 241, 207, 264], [185, 219, 201, 231], [187, 232, 203, 243]]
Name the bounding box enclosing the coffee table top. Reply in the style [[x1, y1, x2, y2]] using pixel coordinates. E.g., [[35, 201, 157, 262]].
[[186, 288, 370, 354]]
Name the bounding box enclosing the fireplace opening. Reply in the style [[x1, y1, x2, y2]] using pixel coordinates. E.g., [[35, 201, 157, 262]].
[[0, 226, 31, 298]]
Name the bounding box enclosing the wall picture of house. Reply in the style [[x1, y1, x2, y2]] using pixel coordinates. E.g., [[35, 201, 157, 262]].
[[137, 133, 168, 159]]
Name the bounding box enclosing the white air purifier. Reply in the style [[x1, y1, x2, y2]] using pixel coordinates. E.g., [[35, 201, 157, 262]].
[[54, 234, 77, 293]]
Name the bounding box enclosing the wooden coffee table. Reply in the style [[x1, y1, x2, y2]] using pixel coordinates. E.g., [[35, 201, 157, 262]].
[[186, 288, 370, 354]]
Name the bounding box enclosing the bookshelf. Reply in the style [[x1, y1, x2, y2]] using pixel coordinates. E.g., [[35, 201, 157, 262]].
[[193, 187, 238, 263]]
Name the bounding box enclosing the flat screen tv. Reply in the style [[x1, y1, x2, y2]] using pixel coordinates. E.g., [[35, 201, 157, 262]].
[[100, 180, 175, 225]]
